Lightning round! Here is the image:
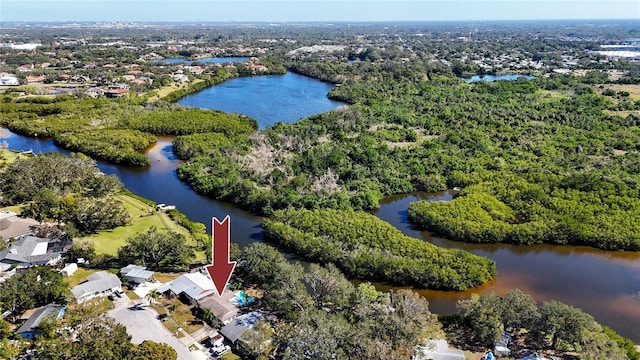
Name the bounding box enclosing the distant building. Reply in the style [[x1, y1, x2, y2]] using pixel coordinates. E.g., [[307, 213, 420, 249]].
[[17, 64, 34, 72], [0, 75, 19, 86], [16, 304, 65, 339], [0, 211, 39, 241], [71, 271, 122, 303], [25, 75, 46, 84], [103, 88, 129, 98]]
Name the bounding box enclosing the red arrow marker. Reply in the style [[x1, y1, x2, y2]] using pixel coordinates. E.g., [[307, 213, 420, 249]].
[[206, 216, 236, 297]]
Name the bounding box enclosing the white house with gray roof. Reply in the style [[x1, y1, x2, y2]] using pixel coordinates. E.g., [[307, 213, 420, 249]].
[[0, 235, 63, 271], [71, 271, 122, 304], [120, 264, 154, 284], [161, 272, 217, 302]]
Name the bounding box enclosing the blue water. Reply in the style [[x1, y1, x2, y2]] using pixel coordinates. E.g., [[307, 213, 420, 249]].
[[178, 72, 344, 129], [158, 57, 249, 64], [464, 74, 535, 83]]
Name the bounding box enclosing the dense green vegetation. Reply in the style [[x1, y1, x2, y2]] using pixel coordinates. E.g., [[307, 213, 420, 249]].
[[0, 98, 256, 166], [408, 178, 640, 250], [178, 74, 640, 250], [452, 289, 639, 359], [55, 129, 155, 166], [235, 243, 444, 359], [125, 107, 257, 135], [263, 208, 495, 290], [0, 153, 128, 234], [0, 268, 67, 317], [117, 227, 193, 271]]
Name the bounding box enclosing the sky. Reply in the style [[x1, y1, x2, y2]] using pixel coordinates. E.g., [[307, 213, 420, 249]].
[[1, 0, 638, 23]]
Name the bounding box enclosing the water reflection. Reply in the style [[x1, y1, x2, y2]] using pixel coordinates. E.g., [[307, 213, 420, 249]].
[[3, 125, 640, 341]]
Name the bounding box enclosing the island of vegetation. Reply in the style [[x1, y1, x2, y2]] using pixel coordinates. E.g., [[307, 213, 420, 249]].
[[264, 208, 495, 290]]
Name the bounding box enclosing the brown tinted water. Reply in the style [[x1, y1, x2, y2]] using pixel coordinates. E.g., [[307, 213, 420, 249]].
[[5, 137, 640, 342], [370, 191, 640, 342]]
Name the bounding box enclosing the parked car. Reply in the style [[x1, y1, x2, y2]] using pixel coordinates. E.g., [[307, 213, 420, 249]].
[[493, 342, 511, 357], [500, 332, 512, 345], [210, 343, 230, 358]]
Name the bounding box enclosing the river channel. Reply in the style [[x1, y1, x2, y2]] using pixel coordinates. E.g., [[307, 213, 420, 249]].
[[2, 72, 639, 342]]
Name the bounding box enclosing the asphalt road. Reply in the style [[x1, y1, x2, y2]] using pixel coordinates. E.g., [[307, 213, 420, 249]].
[[107, 298, 209, 360]]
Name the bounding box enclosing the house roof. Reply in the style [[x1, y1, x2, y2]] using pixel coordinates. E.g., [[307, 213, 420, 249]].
[[197, 290, 239, 323], [220, 311, 265, 343], [0, 211, 39, 241], [167, 272, 216, 301], [0, 236, 61, 265], [16, 304, 65, 335], [71, 271, 121, 300], [120, 264, 154, 281], [125, 268, 155, 281]]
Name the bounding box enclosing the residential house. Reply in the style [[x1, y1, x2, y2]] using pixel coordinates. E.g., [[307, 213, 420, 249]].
[[0, 235, 64, 271], [25, 75, 46, 84], [220, 311, 265, 346], [0, 211, 39, 241], [120, 264, 154, 284], [103, 88, 129, 98], [16, 304, 65, 339], [160, 272, 239, 323], [173, 73, 189, 83], [17, 64, 34, 72], [71, 271, 122, 304]]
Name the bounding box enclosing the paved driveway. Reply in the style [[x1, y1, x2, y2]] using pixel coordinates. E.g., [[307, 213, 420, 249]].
[[107, 298, 209, 360]]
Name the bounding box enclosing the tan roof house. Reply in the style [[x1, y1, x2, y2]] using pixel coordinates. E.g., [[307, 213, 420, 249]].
[[0, 211, 39, 241]]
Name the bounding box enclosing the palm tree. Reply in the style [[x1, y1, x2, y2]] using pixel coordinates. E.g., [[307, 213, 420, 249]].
[[145, 289, 160, 306]]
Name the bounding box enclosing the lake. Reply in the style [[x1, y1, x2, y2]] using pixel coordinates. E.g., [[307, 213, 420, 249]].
[[464, 74, 536, 82], [177, 72, 344, 129], [158, 57, 250, 64], [2, 72, 639, 342]]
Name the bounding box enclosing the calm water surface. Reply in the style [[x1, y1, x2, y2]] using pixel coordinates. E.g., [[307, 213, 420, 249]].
[[178, 72, 344, 129], [2, 72, 639, 341]]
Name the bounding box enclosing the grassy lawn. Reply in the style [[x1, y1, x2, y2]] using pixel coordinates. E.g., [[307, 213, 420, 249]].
[[148, 79, 205, 102], [601, 84, 640, 101], [219, 353, 241, 360], [125, 289, 140, 299], [0, 149, 32, 171], [537, 89, 569, 102], [0, 204, 25, 214], [154, 298, 203, 337], [78, 194, 190, 256], [63, 268, 99, 287], [68, 295, 115, 314], [170, 301, 204, 334]]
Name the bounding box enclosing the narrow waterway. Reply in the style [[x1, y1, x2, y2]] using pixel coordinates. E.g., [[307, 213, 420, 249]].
[[2, 72, 639, 342]]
